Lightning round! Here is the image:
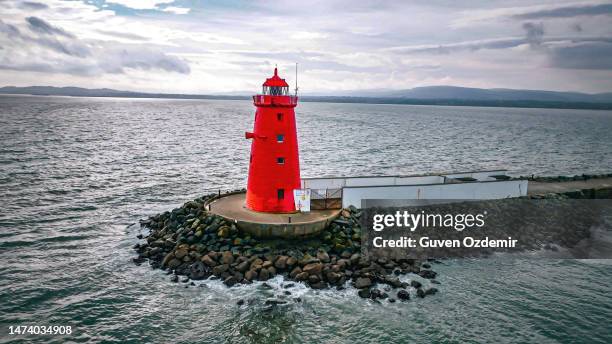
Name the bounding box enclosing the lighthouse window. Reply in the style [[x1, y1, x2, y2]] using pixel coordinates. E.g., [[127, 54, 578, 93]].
[[277, 134, 284, 143], [277, 113, 283, 121], [277, 189, 284, 200], [277, 157, 285, 164]]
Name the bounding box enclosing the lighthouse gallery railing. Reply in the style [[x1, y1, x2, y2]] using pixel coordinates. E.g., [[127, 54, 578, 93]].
[[253, 95, 298, 106]]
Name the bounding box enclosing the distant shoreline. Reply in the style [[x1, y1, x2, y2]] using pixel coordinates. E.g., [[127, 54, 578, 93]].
[[2, 90, 612, 111]]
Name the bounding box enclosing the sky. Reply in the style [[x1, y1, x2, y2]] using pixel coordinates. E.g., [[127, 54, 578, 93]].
[[0, 0, 611, 94]]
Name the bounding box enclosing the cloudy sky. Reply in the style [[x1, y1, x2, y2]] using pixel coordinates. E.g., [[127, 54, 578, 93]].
[[1, 0, 611, 94]]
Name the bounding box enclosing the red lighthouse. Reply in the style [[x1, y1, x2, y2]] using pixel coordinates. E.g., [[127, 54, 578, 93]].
[[245, 68, 300, 213]]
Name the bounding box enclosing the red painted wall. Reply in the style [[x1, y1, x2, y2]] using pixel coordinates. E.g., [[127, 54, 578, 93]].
[[245, 94, 301, 212]]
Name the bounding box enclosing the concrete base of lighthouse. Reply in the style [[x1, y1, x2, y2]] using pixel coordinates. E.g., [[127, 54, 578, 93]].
[[206, 192, 340, 239]]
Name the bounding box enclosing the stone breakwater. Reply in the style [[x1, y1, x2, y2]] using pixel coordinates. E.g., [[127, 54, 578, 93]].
[[133, 193, 439, 302]]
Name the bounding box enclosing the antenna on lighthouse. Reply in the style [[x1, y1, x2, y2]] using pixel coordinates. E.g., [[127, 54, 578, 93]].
[[294, 62, 299, 96]]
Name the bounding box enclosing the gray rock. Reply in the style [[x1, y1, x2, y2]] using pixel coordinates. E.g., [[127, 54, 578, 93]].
[[295, 272, 309, 281], [289, 267, 302, 278], [201, 254, 217, 267], [397, 290, 410, 301], [303, 263, 323, 275], [167, 258, 181, 269], [221, 251, 234, 265], [174, 247, 188, 259], [245, 270, 257, 281], [258, 268, 270, 281], [212, 264, 229, 276], [274, 256, 288, 269], [286, 257, 297, 266], [358, 289, 371, 298], [410, 280, 422, 289], [316, 250, 330, 263], [354, 277, 372, 289], [223, 276, 237, 287], [236, 260, 250, 273]]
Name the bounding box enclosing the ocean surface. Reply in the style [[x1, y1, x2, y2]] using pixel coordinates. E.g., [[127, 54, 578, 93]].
[[1, 95, 611, 343]]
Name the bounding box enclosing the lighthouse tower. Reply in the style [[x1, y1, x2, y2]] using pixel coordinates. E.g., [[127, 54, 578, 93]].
[[245, 68, 300, 213]]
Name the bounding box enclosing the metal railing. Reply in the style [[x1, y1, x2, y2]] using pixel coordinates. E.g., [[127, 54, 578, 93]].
[[252, 95, 298, 106]]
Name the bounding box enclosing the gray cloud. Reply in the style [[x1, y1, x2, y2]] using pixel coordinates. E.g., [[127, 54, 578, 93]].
[[0, 20, 21, 37], [0, 18, 89, 57], [522, 22, 544, 48], [0, 17, 190, 75], [549, 41, 612, 70], [26, 16, 75, 38], [512, 3, 612, 20], [387, 37, 527, 54], [97, 29, 149, 41], [20, 2, 49, 10], [100, 48, 191, 74]]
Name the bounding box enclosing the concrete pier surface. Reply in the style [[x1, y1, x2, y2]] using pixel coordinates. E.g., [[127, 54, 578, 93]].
[[527, 177, 612, 196], [208, 192, 340, 238]]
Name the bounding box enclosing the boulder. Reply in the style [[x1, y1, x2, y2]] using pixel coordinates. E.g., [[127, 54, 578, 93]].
[[217, 226, 230, 238], [189, 261, 207, 280], [354, 277, 372, 289], [174, 247, 188, 259], [201, 254, 217, 267], [289, 267, 302, 279], [286, 257, 297, 266], [358, 289, 371, 298], [223, 276, 237, 287], [245, 270, 257, 281], [167, 258, 181, 269], [410, 280, 422, 289], [316, 250, 330, 263], [303, 263, 323, 275], [310, 281, 327, 289], [295, 272, 309, 281], [416, 288, 425, 298], [221, 251, 234, 265], [258, 268, 270, 281], [308, 274, 320, 283], [274, 256, 288, 269], [418, 270, 437, 279], [236, 260, 250, 273], [212, 264, 229, 276], [397, 290, 410, 301], [370, 288, 382, 299], [162, 252, 174, 267], [385, 276, 404, 288]]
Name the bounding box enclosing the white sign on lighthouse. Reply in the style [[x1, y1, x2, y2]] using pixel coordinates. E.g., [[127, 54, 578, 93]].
[[293, 189, 311, 212]]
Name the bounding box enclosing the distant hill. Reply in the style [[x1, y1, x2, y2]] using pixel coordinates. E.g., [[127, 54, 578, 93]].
[[377, 86, 612, 103], [1, 85, 611, 110]]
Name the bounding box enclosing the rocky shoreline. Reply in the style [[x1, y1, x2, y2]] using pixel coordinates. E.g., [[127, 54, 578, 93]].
[[133, 173, 612, 301], [133, 193, 439, 302]]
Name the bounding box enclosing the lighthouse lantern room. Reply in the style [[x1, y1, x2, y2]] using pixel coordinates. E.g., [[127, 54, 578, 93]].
[[245, 68, 301, 213]]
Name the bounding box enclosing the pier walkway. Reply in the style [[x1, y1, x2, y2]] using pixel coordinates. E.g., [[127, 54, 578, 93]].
[[528, 177, 612, 196]]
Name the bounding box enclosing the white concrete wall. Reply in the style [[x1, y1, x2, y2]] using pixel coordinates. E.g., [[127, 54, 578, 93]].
[[341, 180, 527, 208], [302, 178, 346, 189], [396, 175, 444, 185], [443, 170, 507, 182], [303, 174, 445, 189]]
